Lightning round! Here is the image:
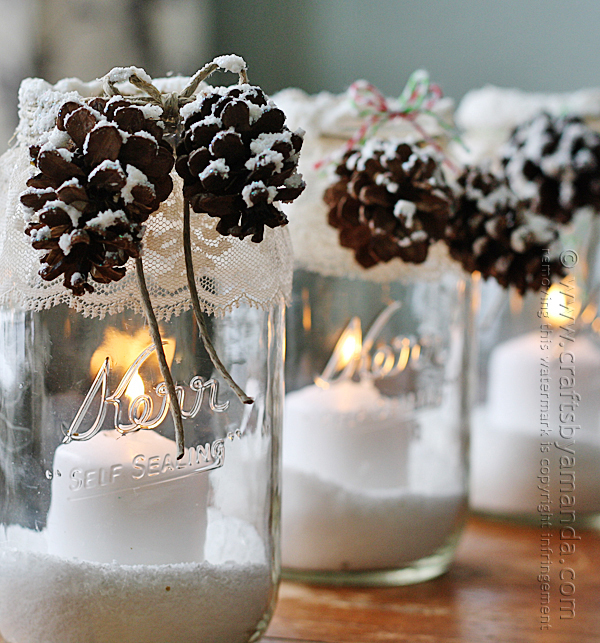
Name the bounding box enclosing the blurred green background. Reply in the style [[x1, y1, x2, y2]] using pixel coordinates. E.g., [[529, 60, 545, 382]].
[[1, 0, 600, 148]]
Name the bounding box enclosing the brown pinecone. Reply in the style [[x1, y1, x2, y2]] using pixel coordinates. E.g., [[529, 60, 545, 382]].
[[501, 111, 600, 223], [175, 85, 305, 242], [324, 140, 452, 268], [446, 166, 565, 293], [21, 97, 174, 295]]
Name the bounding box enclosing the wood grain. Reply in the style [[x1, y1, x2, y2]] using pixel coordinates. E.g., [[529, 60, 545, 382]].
[[265, 515, 600, 643]]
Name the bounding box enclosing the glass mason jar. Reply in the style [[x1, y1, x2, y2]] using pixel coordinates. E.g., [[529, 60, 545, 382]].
[[281, 269, 472, 585], [0, 75, 291, 643], [471, 213, 600, 527], [0, 303, 285, 643], [453, 85, 600, 529], [274, 84, 470, 585]]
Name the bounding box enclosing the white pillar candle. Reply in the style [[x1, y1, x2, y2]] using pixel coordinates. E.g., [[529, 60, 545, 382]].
[[470, 412, 600, 514], [46, 429, 209, 565], [283, 304, 417, 489], [471, 318, 600, 515], [487, 331, 600, 432], [283, 379, 413, 490]]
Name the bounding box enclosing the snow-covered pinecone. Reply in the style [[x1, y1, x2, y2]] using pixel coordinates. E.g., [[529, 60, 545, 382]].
[[175, 85, 305, 242], [21, 97, 174, 295], [324, 140, 452, 268], [446, 166, 565, 293], [501, 111, 600, 223]]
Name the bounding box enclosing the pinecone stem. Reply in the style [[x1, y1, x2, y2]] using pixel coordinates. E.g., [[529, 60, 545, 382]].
[[180, 58, 248, 100], [183, 199, 254, 406], [135, 256, 186, 458]]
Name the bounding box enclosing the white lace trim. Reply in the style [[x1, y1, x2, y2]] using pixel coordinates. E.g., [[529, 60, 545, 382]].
[[0, 77, 293, 320]]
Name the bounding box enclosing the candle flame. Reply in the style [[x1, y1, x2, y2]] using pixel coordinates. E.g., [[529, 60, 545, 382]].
[[316, 317, 362, 386], [339, 332, 361, 368], [90, 327, 176, 384], [125, 373, 145, 402]]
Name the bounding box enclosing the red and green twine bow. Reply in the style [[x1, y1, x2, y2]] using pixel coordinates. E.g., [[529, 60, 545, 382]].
[[316, 70, 462, 170]]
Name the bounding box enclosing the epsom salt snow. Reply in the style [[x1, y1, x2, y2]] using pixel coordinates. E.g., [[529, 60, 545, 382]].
[[0, 511, 271, 643]]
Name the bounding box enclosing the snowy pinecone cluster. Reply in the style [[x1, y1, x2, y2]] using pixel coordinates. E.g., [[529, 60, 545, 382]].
[[21, 97, 174, 295], [175, 84, 305, 242], [501, 111, 600, 223], [324, 140, 452, 267], [446, 166, 565, 294]]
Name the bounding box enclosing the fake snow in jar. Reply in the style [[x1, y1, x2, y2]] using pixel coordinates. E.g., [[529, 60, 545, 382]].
[[0, 55, 305, 643]]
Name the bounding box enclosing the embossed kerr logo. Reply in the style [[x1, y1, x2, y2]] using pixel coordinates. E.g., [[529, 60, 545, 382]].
[[319, 301, 446, 409], [63, 343, 229, 444]]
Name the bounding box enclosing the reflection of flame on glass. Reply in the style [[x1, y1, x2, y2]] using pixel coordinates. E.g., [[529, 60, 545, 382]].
[[545, 283, 580, 328], [301, 287, 311, 333], [316, 317, 362, 388], [395, 337, 411, 373], [90, 327, 176, 386], [411, 342, 421, 363], [471, 271, 481, 315]]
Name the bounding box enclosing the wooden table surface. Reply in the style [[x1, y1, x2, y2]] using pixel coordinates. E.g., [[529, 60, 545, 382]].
[[264, 515, 600, 643]]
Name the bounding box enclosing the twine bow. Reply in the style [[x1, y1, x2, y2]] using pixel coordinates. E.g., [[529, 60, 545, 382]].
[[316, 70, 461, 171], [102, 55, 249, 131]]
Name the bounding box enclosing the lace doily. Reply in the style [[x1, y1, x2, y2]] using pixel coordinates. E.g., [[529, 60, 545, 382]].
[[0, 76, 293, 320]]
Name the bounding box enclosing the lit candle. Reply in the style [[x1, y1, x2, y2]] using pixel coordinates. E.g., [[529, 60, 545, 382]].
[[486, 285, 597, 430], [485, 284, 600, 431], [471, 284, 600, 515], [45, 331, 213, 565], [283, 309, 414, 490]]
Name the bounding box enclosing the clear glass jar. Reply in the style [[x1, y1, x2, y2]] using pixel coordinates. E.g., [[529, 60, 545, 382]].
[[453, 85, 600, 529], [281, 268, 472, 585], [0, 301, 285, 643], [471, 255, 600, 527]]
